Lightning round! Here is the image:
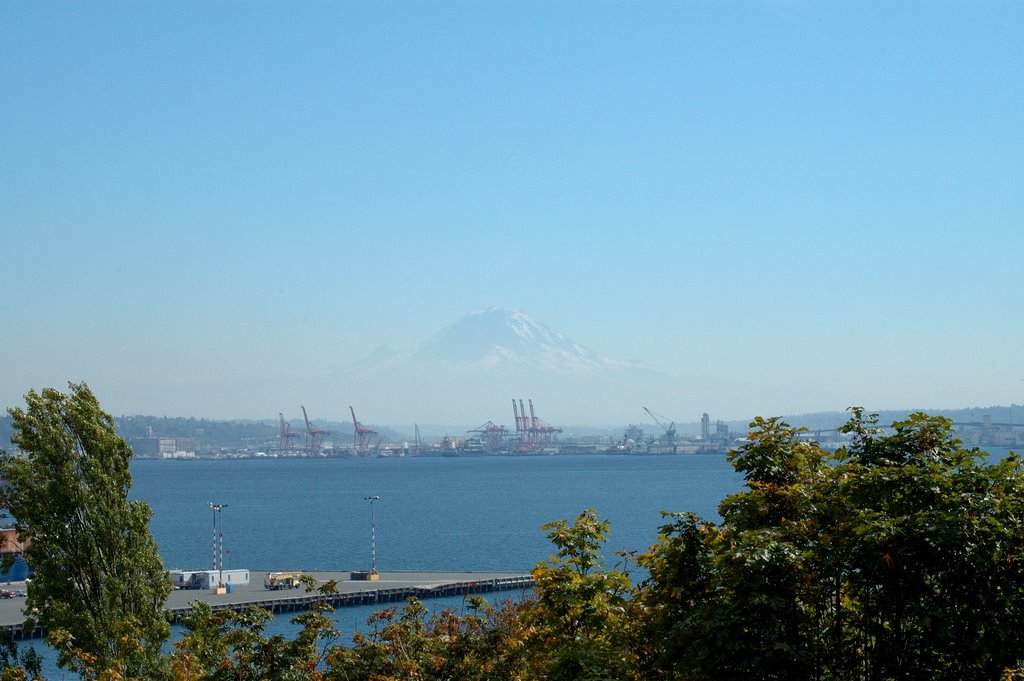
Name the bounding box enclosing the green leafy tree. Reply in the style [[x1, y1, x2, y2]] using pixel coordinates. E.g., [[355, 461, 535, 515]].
[[323, 594, 533, 681], [524, 509, 637, 681], [638, 417, 826, 680], [637, 409, 1024, 681], [634, 511, 721, 680], [172, 577, 342, 681], [0, 383, 171, 679], [834, 409, 1024, 680]]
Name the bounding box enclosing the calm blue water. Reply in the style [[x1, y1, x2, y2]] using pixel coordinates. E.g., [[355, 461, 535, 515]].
[[134, 454, 743, 573]]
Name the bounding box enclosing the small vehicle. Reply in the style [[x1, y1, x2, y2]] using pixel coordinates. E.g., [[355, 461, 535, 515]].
[[264, 572, 303, 590]]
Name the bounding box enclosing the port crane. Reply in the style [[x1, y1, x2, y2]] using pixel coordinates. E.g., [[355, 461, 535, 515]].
[[413, 423, 424, 455], [350, 406, 379, 452], [278, 413, 300, 454], [468, 421, 509, 451], [301, 406, 330, 456], [512, 399, 562, 450], [643, 406, 677, 454]]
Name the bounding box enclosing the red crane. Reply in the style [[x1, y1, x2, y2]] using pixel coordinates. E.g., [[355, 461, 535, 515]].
[[301, 406, 330, 456], [279, 412, 300, 454], [468, 421, 509, 450], [513, 399, 526, 440], [512, 398, 562, 450], [528, 399, 562, 443], [350, 406, 379, 452]]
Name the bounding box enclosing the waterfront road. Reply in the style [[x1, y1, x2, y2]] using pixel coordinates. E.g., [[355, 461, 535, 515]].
[[0, 570, 535, 636]]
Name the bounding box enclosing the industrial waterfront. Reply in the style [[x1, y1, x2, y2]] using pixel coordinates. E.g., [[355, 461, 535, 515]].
[[125, 400, 778, 460], [114, 400, 1024, 461]]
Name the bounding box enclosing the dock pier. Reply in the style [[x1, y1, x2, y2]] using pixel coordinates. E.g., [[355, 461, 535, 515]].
[[0, 571, 535, 640]]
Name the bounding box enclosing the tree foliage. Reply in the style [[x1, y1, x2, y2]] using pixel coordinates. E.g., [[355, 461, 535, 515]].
[[1, 383, 171, 679], [524, 510, 637, 681], [171, 577, 342, 681], [638, 409, 1024, 680]]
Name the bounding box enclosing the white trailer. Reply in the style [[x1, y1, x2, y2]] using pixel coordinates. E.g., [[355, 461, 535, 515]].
[[170, 569, 250, 590]]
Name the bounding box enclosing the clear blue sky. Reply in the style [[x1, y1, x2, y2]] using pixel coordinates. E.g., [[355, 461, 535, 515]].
[[2, 1, 1021, 424]]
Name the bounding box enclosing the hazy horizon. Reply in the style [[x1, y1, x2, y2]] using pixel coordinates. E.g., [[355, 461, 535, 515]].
[[3, 3, 1021, 424]]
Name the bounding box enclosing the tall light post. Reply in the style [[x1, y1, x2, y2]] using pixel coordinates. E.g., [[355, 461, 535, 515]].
[[364, 496, 380, 576], [210, 502, 228, 587]]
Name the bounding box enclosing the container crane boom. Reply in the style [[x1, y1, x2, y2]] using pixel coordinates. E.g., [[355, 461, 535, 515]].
[[643, 406, 677, 453], [300, 406, 329, 456], [350, 405, 379, 450]]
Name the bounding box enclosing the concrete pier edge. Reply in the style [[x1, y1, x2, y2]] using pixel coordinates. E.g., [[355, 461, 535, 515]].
[[0, 570, 536, 640]]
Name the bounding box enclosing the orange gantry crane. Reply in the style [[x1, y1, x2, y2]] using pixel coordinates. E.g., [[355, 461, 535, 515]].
[[468, 421, 509, 451], [512, 398, 561, 450], [279, 413, 300, 454], [301, 406, 330, 456], [350, 406, 379, 452]]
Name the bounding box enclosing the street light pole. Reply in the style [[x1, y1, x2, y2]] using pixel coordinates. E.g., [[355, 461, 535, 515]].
[[210, 503, 217, 574], [220, 505, 226, 585], [364, 496, 380, 575], [209, 503, 228, 587]]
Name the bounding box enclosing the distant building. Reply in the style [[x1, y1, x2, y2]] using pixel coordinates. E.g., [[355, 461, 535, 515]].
[[957, 416, 1024, 448], [131, 436, 196, 459]]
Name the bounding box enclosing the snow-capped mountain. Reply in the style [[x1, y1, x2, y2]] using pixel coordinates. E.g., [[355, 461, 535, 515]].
[[408, 307, 637, 373], [130, 308, 721, 426], [322, 307, 691, 425]]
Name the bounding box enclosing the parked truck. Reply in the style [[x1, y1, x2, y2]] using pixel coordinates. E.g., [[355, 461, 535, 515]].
[[264, 571, 304, 590]]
